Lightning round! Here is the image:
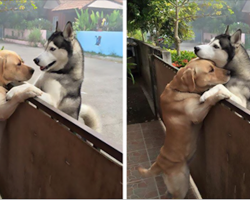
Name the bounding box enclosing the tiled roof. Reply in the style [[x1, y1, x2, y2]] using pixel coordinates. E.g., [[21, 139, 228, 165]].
[[87, 0, 122, 9], [113, 0, 123, 4], [52, 0, 93, 11]]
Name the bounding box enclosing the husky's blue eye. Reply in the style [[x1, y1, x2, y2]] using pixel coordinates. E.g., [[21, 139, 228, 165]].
[[213, 44, 219, 49], [50, 47, 56, 51]]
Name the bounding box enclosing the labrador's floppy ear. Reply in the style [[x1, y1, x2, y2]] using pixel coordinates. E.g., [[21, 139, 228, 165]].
[[0, 56, 7, 84], [0, 56, 6, 72], [181, 68, 196, 92], [189, 57, 199, 63], [224, 25, 230, 35], [230, 29, 242, 47], [63, 21, 73, 40]]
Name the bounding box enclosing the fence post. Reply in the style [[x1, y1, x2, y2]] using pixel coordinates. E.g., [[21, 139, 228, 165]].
[[162, 50, 172, 64], [148, 51, 158, 119]]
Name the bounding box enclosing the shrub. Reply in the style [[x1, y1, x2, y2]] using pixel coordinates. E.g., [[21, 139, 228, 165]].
[[106, 10, 122, 31], [74, 9, 122, 32], [167, 49, 196, 68], [28, 28, 42, 46], [128, 29, 147, 41], [24, 19, 53, 30], [74, 8, 96, 31]]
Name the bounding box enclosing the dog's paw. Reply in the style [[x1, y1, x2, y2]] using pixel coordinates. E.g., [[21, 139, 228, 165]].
[[6, 88, 16, 101], [200, 84, 229, 103], [215, 90, 231, 101], [200, 91, 211, 103], [21, 85, 43, 101], [6, 84, 43, 102]]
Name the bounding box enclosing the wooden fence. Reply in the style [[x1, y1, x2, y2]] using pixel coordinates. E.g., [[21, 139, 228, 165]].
[[0, 97, 122, 199]]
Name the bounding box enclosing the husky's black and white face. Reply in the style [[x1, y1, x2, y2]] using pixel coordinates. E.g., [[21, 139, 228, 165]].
[[33, 21, 74, 72], [194, 27, 242, 68]]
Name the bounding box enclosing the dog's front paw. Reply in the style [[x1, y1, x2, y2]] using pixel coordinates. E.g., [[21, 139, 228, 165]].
[[6, 84, 43, 102], [6, 88, 16, 101], [200, 91, 211, 103], [215, 90, 231, 101], [200, 84, 227, 103]]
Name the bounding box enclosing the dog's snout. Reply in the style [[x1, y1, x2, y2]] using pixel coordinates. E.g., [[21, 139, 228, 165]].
[[33, 58, 40, 65], [194, 46, 200, 54]]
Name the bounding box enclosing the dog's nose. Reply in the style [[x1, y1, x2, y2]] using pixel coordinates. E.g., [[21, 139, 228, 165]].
[[33, 58, 40, 65], [194, 46, 200, 54], [30, 68, 35, 74], [226, 70, 231, 76]]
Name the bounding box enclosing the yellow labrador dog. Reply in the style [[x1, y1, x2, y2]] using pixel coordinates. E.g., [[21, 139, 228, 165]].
[[138, 58, 232, 198], [0, 50, 43, 120]]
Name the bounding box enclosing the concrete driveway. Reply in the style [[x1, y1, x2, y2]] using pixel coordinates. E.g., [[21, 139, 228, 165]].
[[0, 41, 123, 148]]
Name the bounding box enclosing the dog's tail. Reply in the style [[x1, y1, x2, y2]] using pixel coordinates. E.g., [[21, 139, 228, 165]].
[[79, 104, 102, 133], [138, 162, 162, 178]]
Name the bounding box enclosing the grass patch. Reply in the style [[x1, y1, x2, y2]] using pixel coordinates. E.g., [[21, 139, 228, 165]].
[[85, 51, 122, 58]]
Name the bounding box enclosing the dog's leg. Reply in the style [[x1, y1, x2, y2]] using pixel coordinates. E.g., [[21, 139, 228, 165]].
[[1, 84, 42, 121], [190, 89, 231, 124], [138, 162, 162, 178], [37, 92, 58, 107], [200, 84, 245, 107], [163, 162, 190, 199], [6, 83, 43, 102]]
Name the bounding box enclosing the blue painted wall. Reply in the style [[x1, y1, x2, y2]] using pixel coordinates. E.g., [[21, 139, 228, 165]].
[[76, 31, 123, 57]]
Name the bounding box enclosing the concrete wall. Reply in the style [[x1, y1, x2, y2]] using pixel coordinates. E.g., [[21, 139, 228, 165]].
[[4, 28, 46, 41], [76, 31, 123, 57], [3, 38, 43, 47]]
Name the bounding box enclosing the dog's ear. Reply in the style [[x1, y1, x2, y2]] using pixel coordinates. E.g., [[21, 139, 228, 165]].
[[230, 29, 242, 46], [63, 21, 73, 40], [224, 25, 230, 35], [55, 21, 60, 32], [0, 56, 6, 70], [0, 56, 7, 82], [189, 57, 199, 63], [181, 68, 196, 92]]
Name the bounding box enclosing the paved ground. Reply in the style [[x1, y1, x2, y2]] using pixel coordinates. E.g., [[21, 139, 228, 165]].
[[0, 41, 123, 148], [127, 121, 198, 199]]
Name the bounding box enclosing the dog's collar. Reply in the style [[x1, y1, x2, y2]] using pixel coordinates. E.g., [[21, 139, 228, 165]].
[[49, 66, 73, 75]]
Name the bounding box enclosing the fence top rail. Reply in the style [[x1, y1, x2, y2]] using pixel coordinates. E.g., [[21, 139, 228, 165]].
[[128, 37, 166, 51], [153, 54, 250, 121]]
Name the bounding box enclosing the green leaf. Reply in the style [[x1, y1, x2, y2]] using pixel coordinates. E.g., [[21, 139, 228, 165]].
[[31, 3, 37, 9]]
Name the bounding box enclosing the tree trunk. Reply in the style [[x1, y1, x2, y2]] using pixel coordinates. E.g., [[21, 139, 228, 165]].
[[140, 28, 144, 42], [174, 0, 181, 56]]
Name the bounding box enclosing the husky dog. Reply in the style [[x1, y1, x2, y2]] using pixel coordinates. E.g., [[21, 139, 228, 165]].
[[33, 21, 101, 132], [194, 26, 250, 109]]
